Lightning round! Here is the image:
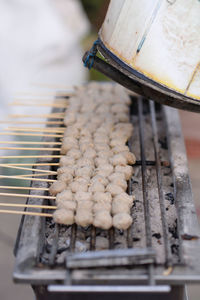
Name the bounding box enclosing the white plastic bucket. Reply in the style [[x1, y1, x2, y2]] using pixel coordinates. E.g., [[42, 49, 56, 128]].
[[100, 0, 200, 102]]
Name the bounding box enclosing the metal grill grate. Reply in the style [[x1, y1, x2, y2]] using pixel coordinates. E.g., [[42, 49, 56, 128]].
[[13, 95, 200, 287]]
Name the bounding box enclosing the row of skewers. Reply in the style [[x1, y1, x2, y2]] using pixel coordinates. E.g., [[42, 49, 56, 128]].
[[0, 82, 136, 231], [0, 83, 72, 217]]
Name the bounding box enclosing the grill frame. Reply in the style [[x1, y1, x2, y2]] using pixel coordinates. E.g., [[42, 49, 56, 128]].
[[13, 94, 200, 286]]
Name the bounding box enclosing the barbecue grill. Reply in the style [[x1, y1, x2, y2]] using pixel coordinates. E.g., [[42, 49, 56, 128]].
[[13, 90, 200, 300]]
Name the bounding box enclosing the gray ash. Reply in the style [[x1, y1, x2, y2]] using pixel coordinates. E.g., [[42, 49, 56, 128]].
[[41, 97, 179, 267]]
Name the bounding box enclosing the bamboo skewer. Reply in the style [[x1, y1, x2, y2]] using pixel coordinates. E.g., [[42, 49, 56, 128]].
[[16, 173, 56, 178], [5, 127, 65, 133], [14, 98, 68, 102], [0, 210, 53, 217], [11, 98, 68, 103], [0, 163, 59, 166], [0, 192, 55, 200], [11, 102, 68, 108], [31, 83, 75, 89], [0, 132, 63, 138], [0, 203, 57, 209], [8, 113, 65, 119], [0, 121, 64, 125], [10, 116, 65, 120], [0, 186, 49, 191], [0, 146, 61, 151], [15, 91, 74, 97], [0, 175, 55, 182], [0, 141, 62, 145], [0, 164, 57, 174], [0, 155, 63, 159]]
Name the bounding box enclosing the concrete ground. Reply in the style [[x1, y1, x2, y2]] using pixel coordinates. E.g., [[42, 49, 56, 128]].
[[180, 110, 200, 299], [0, 202, 33, 300], [187, 159, 200, 300]]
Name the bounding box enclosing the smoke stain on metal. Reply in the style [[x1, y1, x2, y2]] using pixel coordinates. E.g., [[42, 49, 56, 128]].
[[136, 0, 163, 54], [181, 234, 199, 241], [185, 61, 200, 96]]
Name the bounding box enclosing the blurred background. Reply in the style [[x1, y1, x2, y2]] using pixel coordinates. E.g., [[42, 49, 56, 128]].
[[0, 0, 199, 299]]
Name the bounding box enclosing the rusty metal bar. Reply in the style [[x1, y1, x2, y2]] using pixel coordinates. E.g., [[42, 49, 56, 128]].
[[49, 224, 59, 267], [90, 226, 96, 251], [138, 97, 155, 286], [149, 101, 172, 267], [138, 98, 152, 248], [66, 248, 156, 269], [127, 174, 133, 248], [109, 228, 115, 249], [70, 224, 77, 252]]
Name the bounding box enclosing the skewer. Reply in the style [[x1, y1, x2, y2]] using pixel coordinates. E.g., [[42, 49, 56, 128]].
[[0, 155, 63, 159], [0, 164, 57, 174], [0, 146, 61, 151], [14, 98, 68, 102], [11, 98, 68, 103], [0, 121, 64, 125], [15, 91, 74, 97], [5, 127, 65, 133], [163, 267, 173, 276], [11, 102, 68, 108], [0, 175, 55, 182], [0, 141, 62, 145], [31, 83, 75, 89], [7, 113, 65, 119], [0, 203, 57, 209], [0, 185, 49, 191], [16, 173, 56, 178], [0, 163, 59, 166], [0, 210, 53, 217], [8, 113, 65, 119], [0, 132, 63, 138], [0, 192, 56, 200]]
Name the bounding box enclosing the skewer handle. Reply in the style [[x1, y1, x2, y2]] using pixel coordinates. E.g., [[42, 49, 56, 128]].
[[0, 209, 53, 217], [0, 192, 56, 199], [0, 203, 56, 209]]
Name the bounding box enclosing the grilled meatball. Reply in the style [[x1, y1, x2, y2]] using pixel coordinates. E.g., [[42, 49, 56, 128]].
[[49, 181, 67, 196], [74, 191, 92, 202], [59, 156, 75, 166], [57, 200, 77, 212], [89, 182, 105, 193], [67, 148, 82, 160], [115, 165, 134, 180], [91, 175, 109, 187], [57, 172, 73, 184], [106, 183, 124, 196], [75, 210, 93, 227], [57, 166, 75, 176], [113, 213, 132, 230], [61, 137, 78, 154], [93, 211, 112, 230], [53, 209, 74, 225], [56, 190, 73, 203], [96, 164, 114, 177]]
